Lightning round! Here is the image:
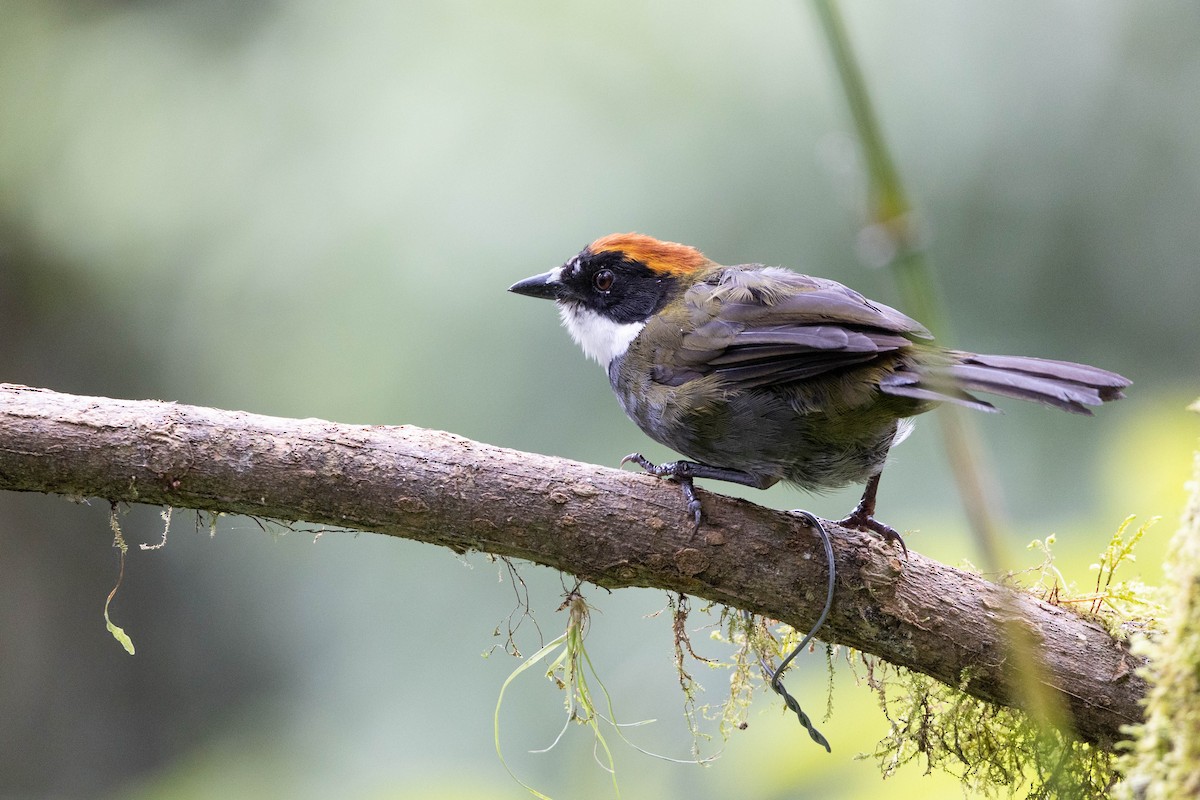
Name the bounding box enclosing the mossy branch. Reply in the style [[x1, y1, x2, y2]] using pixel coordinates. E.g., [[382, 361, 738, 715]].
[[0, 383, 1143, 749]]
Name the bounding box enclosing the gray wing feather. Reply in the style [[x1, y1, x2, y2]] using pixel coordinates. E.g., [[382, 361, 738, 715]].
[[663, 267, 926, 388]]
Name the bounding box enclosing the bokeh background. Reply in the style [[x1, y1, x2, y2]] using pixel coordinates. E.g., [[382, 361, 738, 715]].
[[1, 2, 1197, 798]]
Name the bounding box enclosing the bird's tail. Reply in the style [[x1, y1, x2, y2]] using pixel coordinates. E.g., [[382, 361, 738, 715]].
[[879, 352, 1129, 415]]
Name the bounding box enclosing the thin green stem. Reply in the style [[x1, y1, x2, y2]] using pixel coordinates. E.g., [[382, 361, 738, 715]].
[[810, 0, 1001, 566], [811, 0, 907, 224], [810, 0, 1072, 746]]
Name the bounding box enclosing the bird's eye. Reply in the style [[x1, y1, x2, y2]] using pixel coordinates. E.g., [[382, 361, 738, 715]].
[[593, 269, 615, 292]]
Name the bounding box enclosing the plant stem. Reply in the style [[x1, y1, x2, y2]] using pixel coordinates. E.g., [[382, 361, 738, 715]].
[[810, 0, 1072, 745]]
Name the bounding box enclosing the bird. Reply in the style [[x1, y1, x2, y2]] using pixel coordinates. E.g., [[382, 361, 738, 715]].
[[509, 233, 1129, 550]]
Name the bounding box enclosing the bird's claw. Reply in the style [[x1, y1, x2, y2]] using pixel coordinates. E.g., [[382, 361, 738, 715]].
[[620, 452, 653, 472], [679, 476, 703, 533], [620, 453, 703, 532], [837, 510, 908, 559]]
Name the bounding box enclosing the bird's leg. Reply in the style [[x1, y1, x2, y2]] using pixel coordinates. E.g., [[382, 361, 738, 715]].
[[620, 453, 771, 532], [837, 473, 908, 558]]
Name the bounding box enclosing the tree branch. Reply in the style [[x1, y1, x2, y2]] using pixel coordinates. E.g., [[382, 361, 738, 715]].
[[0, 383, 1143, 749]]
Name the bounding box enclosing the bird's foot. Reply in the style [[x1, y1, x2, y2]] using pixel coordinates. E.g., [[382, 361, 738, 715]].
[[620, 453, 703, 532], [836, 508, 908, 559]]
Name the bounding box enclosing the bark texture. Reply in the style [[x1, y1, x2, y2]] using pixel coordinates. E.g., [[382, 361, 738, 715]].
[[0, 383, 1144, 748]]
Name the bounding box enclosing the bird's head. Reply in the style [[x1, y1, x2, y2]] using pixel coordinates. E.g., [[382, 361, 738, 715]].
[[509, 234, 717, 367]]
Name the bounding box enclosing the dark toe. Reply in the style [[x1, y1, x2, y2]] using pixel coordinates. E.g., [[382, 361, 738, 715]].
[[837, 513, 908, 559]]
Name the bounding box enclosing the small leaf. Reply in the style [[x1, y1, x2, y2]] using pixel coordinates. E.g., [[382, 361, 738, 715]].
[[105, 609, 136, 655], [104, 516, 135, 656]]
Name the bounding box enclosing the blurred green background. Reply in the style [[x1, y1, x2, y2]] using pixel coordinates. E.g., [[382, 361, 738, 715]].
[[1, 1, 1197, 798]]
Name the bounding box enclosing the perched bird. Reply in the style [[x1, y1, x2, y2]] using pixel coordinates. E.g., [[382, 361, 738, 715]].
[[509, 233, 1129, 549]]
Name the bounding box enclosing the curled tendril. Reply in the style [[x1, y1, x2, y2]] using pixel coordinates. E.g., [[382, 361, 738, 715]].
[[744, 510, 835, 752]]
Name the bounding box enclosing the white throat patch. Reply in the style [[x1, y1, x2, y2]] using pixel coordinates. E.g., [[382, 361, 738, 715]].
[[558, 303, 645, 367]]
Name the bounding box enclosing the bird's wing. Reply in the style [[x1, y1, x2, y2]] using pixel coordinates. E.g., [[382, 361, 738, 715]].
[[652, 266, 930, 389]]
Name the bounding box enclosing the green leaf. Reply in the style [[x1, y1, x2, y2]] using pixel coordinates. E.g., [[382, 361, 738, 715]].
[[494, 631, 568, 800], [105, 605, 136, 655], [104, 513, 136, 656]]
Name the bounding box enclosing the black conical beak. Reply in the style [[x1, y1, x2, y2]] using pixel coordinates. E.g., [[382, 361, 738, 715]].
[[508, 269, 562, 301]]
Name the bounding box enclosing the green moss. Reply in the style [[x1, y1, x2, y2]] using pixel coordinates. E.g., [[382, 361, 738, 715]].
[[1114, 402, 1200, 798], [848, 512, 1169, 798], [1023, 518, 1166, 640], [861, 657, 1113, 798]]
